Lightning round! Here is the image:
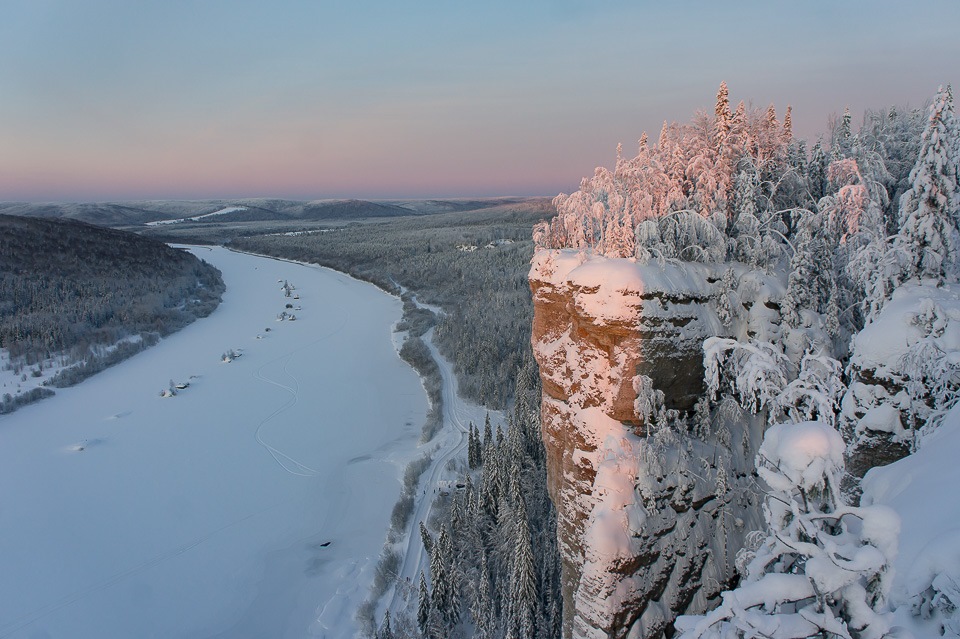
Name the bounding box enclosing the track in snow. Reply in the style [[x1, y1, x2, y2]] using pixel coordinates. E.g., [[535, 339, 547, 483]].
[[251, 314, 347, 477]]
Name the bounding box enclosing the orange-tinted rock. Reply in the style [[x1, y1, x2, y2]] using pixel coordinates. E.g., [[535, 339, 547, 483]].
[[530, 250, 752, 639]]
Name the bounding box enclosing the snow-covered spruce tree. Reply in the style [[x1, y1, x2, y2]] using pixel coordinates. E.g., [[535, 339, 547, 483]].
[[675, 421, 899, 639], [808, 139, 830, 203], [715, 81, 732, 153], [833, 107, 855, 161], [428, 526, 458, 637], [894, 85, 960, 284], [418, 571, 430, 637], [377, 610, 394, 639], [729, 157, 766, 265], [782, 210, 836, 331], [507, 490, 538, 639], [471, 550, 494, 639], [415, 356, 560, 639]]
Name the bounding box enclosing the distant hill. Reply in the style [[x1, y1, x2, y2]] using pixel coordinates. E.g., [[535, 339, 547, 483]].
[[0, 197, 548, 227]]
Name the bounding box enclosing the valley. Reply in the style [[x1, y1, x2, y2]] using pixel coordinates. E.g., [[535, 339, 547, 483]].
[[0, 247, 428, 639]]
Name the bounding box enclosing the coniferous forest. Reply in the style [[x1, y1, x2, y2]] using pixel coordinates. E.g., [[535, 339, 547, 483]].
[[408, 357, 561, 639]]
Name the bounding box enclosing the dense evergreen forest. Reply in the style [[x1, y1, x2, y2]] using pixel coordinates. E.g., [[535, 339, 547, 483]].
[[229, 201, 553, 409], [412, 358, 561, 639], [0, 215, 224, 413]]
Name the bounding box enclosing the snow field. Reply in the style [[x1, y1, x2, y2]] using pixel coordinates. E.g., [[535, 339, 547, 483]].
[[0, 247, 428, 639], [862, 402, 960, 636], [145, 206, 248, 226]]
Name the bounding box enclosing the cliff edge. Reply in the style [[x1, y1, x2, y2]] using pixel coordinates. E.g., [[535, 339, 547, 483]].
[[530, 249, 765, 639]]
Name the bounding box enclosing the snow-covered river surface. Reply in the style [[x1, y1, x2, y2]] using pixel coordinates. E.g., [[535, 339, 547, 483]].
[[0, 247, 429, 639]]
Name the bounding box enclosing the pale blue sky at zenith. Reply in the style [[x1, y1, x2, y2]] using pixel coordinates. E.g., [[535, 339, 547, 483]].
[[0, 0, 957, 201]]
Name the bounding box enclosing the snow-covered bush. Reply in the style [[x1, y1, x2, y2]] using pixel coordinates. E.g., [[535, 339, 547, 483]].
[[704, 337, 790, 416], [676, 421, 899, 639], [773, 351, 846, 428]]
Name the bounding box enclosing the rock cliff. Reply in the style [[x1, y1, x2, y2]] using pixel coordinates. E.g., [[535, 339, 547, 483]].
[[530, 250, 766, 639]]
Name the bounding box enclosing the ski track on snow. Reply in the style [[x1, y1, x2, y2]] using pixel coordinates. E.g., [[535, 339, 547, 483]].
[[251, 316, 348, 478]]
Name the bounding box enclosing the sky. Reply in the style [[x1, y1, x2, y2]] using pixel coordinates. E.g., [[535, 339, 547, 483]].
[[1, 0, 958, 202]]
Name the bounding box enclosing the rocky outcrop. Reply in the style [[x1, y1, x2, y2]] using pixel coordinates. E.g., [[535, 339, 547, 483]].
[[530, 250, 765, 639], [842, 282, 960, 485]]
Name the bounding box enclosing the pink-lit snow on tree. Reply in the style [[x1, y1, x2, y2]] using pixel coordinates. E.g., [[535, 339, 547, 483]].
[[534, 85, 793, 263]]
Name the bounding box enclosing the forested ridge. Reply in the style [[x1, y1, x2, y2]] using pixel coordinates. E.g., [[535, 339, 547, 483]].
[[0, 214, 224, 412]]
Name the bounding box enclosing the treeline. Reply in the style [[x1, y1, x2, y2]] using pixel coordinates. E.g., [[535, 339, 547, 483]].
[[229, 203, 553, 409], [535, 83, 953, 338], [0, 215, 224, 407]]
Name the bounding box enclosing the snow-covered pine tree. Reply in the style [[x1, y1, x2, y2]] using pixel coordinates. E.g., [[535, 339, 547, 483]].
[[894, 85, 960, 284], [781, 210, 835, 329], [418, 571, 430, 637], [675, 422, 899, 639], [715, 82, 732, 153], [507, 491, 538, 639]]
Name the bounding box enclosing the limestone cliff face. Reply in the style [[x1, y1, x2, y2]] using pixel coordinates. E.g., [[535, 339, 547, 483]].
[[530, 250, 765, 639]]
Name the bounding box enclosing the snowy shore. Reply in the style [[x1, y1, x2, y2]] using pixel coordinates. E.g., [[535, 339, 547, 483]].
[[0, 247, 429, 639]]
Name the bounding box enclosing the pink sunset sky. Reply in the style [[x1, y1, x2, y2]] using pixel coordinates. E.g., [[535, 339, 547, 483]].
[[1, 0, 957, 202]]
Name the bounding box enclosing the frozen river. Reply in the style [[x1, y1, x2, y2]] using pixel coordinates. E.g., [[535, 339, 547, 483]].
[[0, 246, 428, 639]]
